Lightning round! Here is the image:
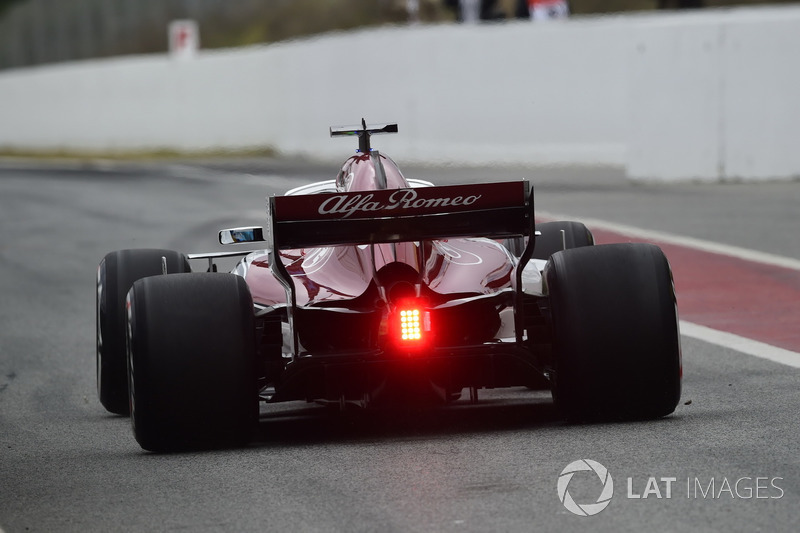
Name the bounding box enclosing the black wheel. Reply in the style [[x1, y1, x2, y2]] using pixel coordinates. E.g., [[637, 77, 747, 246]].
[[532, 221, 594, 260], [96, 249, 190, 415], [127, 273, 258, 452], [545, 243, 681, 421]]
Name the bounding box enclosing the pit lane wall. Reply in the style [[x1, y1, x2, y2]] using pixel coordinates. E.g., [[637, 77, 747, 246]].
[[0, 6, 798, 181], [627, 7, 800, 181]]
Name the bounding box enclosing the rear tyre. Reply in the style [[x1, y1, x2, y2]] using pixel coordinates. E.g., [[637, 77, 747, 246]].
[[127, 273, 258, 452], [545, 243, 681, 421], [96, 249, 190, 415], [532, 221, 594, 260]]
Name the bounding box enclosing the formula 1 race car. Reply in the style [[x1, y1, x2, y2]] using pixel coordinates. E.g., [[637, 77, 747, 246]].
[[97, 121, 682, 451]]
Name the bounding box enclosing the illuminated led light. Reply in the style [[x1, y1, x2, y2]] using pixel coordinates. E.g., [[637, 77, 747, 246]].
[[398, 307, 424, 342]]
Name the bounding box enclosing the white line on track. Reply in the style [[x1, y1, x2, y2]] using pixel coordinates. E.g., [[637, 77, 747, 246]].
[[538, 211, 800, 366], [538, 211, 800, 272], [680, 321, 800, 369]]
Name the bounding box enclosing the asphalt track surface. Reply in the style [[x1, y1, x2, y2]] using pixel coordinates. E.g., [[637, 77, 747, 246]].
[[1, 158, 799, 532]]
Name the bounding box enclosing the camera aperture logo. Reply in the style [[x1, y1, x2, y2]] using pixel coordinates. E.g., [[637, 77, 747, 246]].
[[557, 459, 614, 517]]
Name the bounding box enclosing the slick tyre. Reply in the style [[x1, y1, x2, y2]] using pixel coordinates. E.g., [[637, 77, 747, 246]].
[[532, 221, 594, 260], [127, 273, 257, 452], [545, 243, 681, 421], [96, 249, 190, 415]]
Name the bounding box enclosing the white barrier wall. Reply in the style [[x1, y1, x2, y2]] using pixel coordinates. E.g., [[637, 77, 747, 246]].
[[627, 7, 800, 181], [0, 20, 631, 166], [1, 7, 799, 180]]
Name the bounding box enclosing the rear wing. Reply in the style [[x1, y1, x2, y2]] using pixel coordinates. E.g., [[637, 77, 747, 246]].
[[267, 181, 534, 250], [267, 181, 537, 354]]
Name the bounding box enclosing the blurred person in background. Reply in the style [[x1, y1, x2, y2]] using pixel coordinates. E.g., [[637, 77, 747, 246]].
[[522, 0, 570, 20], [445, 0, 505, 22], [659, 0, 705, 8]]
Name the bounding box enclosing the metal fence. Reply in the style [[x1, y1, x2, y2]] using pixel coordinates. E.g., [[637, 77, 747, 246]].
[[0, 0, 269, 70]]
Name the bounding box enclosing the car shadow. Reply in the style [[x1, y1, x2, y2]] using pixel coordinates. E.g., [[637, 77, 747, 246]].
[[248, 388, 563, 448]]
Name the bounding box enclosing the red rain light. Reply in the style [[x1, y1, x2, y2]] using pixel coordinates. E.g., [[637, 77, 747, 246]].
[[394, 304, 431, 346], [399, 308, 423, 341]]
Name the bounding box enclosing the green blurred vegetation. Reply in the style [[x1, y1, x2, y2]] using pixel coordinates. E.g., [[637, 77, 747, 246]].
[[0, 0, 22, 15], [201, 0, 412, 49]]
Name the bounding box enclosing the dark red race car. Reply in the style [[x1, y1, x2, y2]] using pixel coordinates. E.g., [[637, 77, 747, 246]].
[[97, 121, 682, 451]]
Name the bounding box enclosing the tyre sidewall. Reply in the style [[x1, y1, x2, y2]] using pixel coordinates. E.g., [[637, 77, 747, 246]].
[[546, 243, 681, 420]]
